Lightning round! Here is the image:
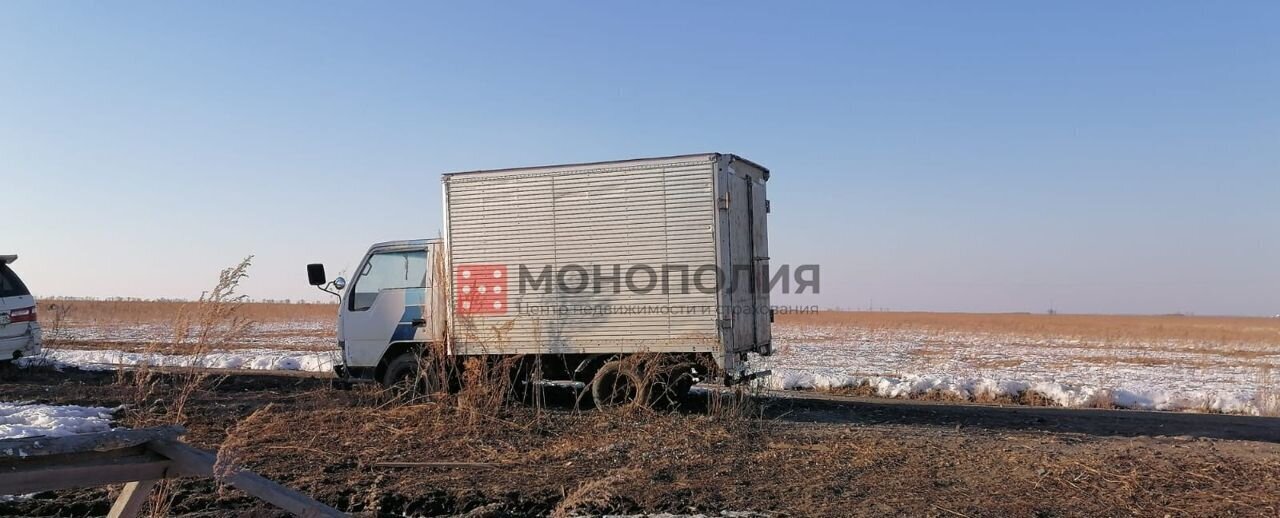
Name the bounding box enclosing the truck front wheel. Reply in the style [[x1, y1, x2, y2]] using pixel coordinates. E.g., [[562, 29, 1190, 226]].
[[381, 352, 438, 396]]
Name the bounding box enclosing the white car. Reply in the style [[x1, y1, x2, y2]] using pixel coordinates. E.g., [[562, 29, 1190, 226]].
[[0, 255, 41, 362]]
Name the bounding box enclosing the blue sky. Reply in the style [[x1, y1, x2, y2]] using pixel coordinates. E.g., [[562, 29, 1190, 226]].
[[3, 2, 1277, 315]]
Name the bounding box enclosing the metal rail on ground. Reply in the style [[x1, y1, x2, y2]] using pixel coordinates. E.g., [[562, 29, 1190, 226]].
[[0, 425, 346, 518]]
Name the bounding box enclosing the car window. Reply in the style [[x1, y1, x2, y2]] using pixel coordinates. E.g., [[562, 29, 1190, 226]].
[[349, 250, 428, 311], [0, 265, 30, 298]]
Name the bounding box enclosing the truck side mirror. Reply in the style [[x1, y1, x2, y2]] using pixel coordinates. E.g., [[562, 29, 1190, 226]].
[[307, 264, 327, 286]]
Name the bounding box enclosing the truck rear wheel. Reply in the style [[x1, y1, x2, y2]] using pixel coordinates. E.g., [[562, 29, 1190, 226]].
[[382, 352, 439, 396], [649, 362, 697, 408], [591, 360, 643, 408]]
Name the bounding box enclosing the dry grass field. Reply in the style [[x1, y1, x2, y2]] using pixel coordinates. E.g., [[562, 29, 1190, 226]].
[[779, 311, 1280, 347], [44, 299, 1280, 344], [39, 297, 337, 325], [44, 299, 1280, 346]]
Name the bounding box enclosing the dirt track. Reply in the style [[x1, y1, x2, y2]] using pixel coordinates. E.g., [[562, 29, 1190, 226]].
[[47, 364, 1280, 443], [772, 390, 1280, 443], [3, 369, 1279, 517]]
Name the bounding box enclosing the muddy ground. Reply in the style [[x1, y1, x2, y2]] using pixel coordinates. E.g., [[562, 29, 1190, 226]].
[[2, 369, 1279, 517]]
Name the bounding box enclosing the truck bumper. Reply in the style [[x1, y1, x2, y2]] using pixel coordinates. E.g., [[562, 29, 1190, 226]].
[[332, 364, 377, 389]]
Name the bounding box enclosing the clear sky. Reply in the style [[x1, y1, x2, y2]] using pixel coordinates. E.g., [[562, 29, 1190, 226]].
[[3, 2, 1277, 315]]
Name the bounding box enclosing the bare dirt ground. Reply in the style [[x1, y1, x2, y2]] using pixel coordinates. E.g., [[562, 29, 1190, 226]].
[[3, 368, 1279, 517], [12, 300, 1280, 515]]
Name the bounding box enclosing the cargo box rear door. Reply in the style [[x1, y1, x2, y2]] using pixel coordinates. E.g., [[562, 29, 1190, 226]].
[[749, 172, 771, 347], [719, 163, 769, 353]]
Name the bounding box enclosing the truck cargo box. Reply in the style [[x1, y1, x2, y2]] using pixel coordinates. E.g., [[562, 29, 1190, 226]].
[[442, 153, 770, 371]]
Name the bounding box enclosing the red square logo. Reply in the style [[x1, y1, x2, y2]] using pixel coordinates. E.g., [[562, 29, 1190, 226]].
[[455, 264, 508, 314]]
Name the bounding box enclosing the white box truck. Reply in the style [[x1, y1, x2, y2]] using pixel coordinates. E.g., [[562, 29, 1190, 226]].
[[308, 153, 772, 406]]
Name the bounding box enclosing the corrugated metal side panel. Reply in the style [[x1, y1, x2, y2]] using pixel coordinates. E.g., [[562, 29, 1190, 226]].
[[445, 159, 721, 355]]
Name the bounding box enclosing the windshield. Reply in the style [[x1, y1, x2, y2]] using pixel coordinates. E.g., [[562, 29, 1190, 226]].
[[348, 250, 428, 311]]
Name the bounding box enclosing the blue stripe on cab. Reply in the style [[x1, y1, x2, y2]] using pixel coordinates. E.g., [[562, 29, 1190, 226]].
[[403, 288, 427, 305]]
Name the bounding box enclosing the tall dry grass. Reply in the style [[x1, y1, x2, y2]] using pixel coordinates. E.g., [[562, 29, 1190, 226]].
[[1258, 368, 1280, 417], [117, 256, 256, 425], [97, 256, 261, 517]]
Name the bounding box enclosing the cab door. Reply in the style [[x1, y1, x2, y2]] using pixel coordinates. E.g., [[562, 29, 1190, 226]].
[[339, 245, 431, 369]]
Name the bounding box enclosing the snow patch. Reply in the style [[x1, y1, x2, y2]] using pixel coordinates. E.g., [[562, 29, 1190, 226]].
[[764, 367, 1262, 414], [0, 402, 116, 440], [21, 348, 337, 373], [759, 325, 1273, 414]]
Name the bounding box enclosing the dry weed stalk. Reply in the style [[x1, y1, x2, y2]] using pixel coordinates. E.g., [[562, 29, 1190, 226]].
[[1257, 367, 1280, 417], [117, 256, 256, 425], [14, 302, 75, 374], [214, 403, 277, 489], [143, 479, 175, 518], [704, 381, 766, 422], [41, 301, 74, 344], [551, 467, 641, 517], [114, 257, 258, 516], [422, 242, 552, 423]]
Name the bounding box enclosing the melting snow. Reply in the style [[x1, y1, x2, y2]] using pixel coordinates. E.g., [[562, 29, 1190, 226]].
[[0, 402, 116, 440], [23, 348, 337, 373], [758, 326, 1273, 415]]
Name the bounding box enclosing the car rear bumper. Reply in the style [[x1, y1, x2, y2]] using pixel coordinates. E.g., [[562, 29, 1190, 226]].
[[0, 324, 41, 361]]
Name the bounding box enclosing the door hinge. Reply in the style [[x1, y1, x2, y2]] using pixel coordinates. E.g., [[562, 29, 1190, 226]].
[[765, 200, 771, 213], [717, 318, 733, 328], [719, 193, 731, 211]]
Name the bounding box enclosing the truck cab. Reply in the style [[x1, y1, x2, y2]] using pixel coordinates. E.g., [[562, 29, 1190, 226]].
[[313, 239, 444, 384]]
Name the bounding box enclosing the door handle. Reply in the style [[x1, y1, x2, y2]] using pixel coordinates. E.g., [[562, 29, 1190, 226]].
[[411, 318, 427, 327]]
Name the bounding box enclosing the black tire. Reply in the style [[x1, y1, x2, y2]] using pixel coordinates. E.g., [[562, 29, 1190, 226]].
[[381, 352, 435, 396], [649, 363, 697, 408], [591, 360, 643, 409]]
